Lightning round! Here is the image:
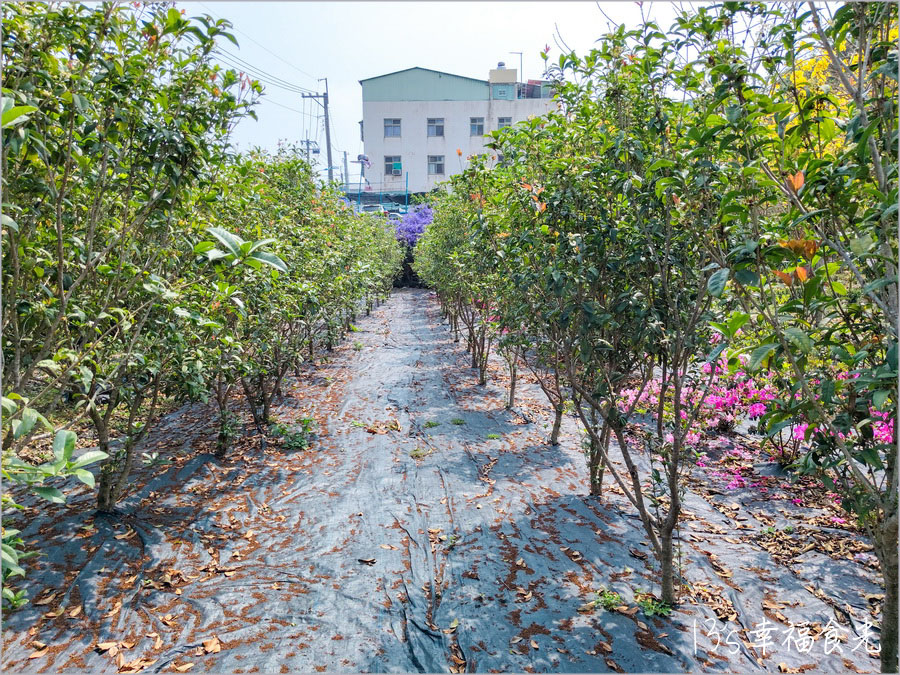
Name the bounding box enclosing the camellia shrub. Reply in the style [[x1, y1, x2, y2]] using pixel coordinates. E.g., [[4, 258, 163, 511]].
[[1, 3, 402, 609], [416, 3, 897, 668]]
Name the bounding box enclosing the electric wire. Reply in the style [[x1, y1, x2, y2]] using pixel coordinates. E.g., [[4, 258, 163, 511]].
[[217, 48, 316, 94], [196, 2, 320, 83], [212, 50, 312, 96]]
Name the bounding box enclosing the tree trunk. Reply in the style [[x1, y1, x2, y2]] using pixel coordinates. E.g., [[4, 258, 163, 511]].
[[879, 513, 899, 673], [95, 437, 115, 512], [550, 406, 563, 445], [589, 451, 604, 496], [215, 393, 230, 458], [660, 530, 675, 605], [506, 364, 517, 409]]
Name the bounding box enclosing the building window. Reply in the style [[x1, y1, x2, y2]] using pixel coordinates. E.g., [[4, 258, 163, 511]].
[[470, 117, 484, 136], [384, 155, 401, 176], [384, 118, 401, 137], [498, 116, 512, 129], [427, 155, 444, 175], [427, 118, 444, 137]]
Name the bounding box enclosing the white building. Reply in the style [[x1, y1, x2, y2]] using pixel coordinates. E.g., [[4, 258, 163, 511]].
[[358, 65, 555, 197]]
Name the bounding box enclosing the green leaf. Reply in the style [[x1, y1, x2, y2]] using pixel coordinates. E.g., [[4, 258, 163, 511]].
[[193, 241, 215, 254], [1, 213, 19, 232], [648, 159, 675, 172], [849, 234, 874, 256], [733, 268, 760, 287], [748, 343, 778, 371], [74, 469, 95, 488], [1, 105, 38, 129], [206, 226, 245, 257], [872, 390, 890, 410], [707, 268, 729, 297], [2, 396, 19, 416], [706, 342, 727, 364], [726, 312, 749, 337], [52, 430, 77, 463], [69, 450, 109, 470], [249, 250, 288, 273], [32, 486, 65, 504], [784, 327, 814, 353]]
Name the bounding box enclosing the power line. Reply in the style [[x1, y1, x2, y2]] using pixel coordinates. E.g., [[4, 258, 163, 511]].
[[217, 48, 316, 94], [197, 2, 320, 83], [212, 50, 312, 96], [266, 98, 319, 119]]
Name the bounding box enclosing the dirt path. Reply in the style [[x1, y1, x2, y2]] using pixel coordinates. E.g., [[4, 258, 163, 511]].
[[3, 289, 882, 673]]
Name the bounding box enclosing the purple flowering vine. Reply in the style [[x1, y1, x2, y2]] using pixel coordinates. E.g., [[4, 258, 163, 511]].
[[395, 204, 433, 247]]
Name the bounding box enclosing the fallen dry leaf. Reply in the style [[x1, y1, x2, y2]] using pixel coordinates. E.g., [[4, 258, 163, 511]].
[[34, 592, 57, 606], [357, 558, 376, 566], [173, 663, 194, 672], [597, 641, 612, 654], [28, 648, 49, 659], [202, 636, 221, 654], [530, 639, 539, 650]]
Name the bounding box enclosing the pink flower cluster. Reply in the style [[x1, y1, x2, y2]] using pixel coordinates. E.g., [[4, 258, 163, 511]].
[[619, 357, 777, 454], [871, 408, 896, 445]]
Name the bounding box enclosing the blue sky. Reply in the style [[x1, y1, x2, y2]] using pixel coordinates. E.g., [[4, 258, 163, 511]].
[[194, 1, 685, 183]]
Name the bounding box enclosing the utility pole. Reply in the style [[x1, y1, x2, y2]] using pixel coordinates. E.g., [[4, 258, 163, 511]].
[[510, 51, 523, 92], [302, 79, 335, 183], [321, 78, 334, 184], [343, 151, 350, 190]]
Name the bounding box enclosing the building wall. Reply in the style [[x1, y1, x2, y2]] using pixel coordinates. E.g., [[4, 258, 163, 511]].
[[361, 69, 488, 102], [361, 97, 555, 194]]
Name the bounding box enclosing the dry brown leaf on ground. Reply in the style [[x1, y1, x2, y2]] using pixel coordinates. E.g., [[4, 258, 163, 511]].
[[202, 636, 221, 654], [34, 592, 57, 606]]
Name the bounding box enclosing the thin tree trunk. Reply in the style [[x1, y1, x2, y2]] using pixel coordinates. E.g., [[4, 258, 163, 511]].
[[879, 513, 899, 673], [506, 363, 517, 409], [550, 406, 563, 445], [659, 531, 675, 605]]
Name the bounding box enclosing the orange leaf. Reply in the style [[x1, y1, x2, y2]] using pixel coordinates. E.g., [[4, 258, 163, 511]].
[[802, 240, 818, 259], [672, 194, 681, 205], [538, 202, 546, 213], [795, 266, 808, 282], [787, 170, 805, 192], [774, 270, 794, 287], [520, 182, 532, 191]]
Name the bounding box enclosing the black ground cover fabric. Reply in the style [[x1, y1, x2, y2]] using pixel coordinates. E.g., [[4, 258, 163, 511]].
[[2, 289, 882, 673]]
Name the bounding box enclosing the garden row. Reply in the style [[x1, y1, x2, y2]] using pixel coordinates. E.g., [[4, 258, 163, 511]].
[[414, 3, 897, 670], [1, 4, 402, 609]]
